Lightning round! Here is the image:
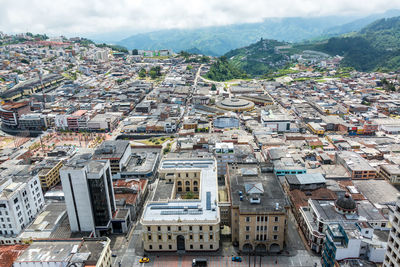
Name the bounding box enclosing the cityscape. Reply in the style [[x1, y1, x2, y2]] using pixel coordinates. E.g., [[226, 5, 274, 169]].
[[1, 1, 400, 267]]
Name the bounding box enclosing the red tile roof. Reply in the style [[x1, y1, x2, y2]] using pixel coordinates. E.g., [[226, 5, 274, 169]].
[[0, 245, 29, 267]]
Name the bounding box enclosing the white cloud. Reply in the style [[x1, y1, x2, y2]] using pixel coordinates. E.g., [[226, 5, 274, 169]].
[[1, 0, 400, 36]]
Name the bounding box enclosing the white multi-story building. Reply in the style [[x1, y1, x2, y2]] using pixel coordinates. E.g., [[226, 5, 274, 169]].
[[60, 153, 116, 235], [95, 50, 108, 61], [0, 175, 44, 244], [384, 201, 400, 267]]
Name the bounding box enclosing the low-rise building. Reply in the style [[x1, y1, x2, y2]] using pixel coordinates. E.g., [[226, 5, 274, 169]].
[[336, 151, 377, 179], [13, 237, 112, 267]]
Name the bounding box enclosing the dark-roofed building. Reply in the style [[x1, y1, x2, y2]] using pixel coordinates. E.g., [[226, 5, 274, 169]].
[[93, 140, 131, 174], [285, 173, 326, 191], [228, 164, 289, 253]]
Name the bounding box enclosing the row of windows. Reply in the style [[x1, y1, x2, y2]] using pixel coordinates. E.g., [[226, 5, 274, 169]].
[[245, 226, 279, 232], [177, 187, 198, 192], [149, 234, 214, 241], [245, 216, 280, 222], [149, 225, 213, 232], [245, 234, 278, 241], [148, 244, 213, 250], [177, 181, 198, 186]]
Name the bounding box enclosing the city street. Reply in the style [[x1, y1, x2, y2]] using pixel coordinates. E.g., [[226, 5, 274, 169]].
[[117, 252, 320, 267]]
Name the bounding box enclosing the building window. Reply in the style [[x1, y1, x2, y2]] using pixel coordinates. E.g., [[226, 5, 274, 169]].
[[275, 217, 279, 222], [200, 235, 203, 240], [190, 235, 193, 240], [148, 235, 152, 240], [169, 245, 172, 250], [274, 226, 278, 232], [199, 226, 203, 231], [190, 245, 193, 249], [186, 187, 190, 192], [185, 181, 190, 185], [168, 226, 171, 231], [245, 235, 249, 240], [245, 217, 250, 222], [273, 235, 278, 240], [209, 226, 213, 231], [168, 235, 171, 240], [210, 244, 213, 249], [147, 226, 151, 231], [200, 244, 203, 249], [209, 234, 213, 240], [194, 187, 198, 192], [158, 235, 162, 240], [159, 245, 162, 250], [178, 187, 182, 192], [149, 245, 153, 250], [178, 226, 182, 231], [245, 226, 250, 232], [189, 226, 192, 231], [158, 226, 161, 231], [177, 181, 182, 185], [186, 173, 189, 178]]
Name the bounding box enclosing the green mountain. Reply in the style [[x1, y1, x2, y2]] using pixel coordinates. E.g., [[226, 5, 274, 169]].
[[206, 57, 247, 81], [117, 11, 400, 56], [218, 15, 400, 76], [225, 39, 291, 75], [311, 16, 400, 71]]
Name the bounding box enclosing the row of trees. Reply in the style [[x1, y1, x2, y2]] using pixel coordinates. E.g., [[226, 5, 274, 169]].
[[139, 66, 162, 79]]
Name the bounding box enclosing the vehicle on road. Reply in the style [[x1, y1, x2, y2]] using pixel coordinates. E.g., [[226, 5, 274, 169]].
[[192, 258, 207, 266], [111, 254, 117, 257], [232, 256, 242, 262], [139, 257, 150, 263]]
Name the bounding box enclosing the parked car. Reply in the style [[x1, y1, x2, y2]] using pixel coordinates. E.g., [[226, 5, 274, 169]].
[[139, 257, 150, 263], [232, 256, 242, 262]]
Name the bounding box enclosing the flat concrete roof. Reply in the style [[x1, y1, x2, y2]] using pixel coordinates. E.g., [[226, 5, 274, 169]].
[[142, 157, 219, 224], [229, 164, 288, 213]]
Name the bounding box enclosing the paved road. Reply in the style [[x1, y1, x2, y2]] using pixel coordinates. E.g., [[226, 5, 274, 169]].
[[123, 252, 320, 267]]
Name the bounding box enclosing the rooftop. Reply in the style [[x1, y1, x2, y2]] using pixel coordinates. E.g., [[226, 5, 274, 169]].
[[142, 155, 219, 224], [229, 164, 288, 212]]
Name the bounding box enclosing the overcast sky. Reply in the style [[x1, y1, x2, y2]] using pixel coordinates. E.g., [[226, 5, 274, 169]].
[[1, 0, 400, 37]]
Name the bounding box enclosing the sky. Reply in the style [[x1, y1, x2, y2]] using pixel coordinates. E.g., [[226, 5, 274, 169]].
[[1, 0, 400, 38]]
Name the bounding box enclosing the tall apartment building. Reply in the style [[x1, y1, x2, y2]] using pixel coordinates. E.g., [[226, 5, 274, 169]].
[[60, 153, 116, 235], [228, 164, 288, 253], [0, 175, 44, 244], [384, 201, 400, 267], [141, 153, 220, 252]]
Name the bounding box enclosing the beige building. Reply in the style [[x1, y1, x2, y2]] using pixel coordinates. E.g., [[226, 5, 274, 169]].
[[141, 153, 220, 252], [380, 164, 400, 184], [37, 159, 63, 191], [228, 164, 288, 253]]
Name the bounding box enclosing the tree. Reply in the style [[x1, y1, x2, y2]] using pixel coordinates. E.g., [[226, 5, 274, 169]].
[[21, 59, 30, 64], [139, 68, 147, 78], [149, 70, 157, 79], [132, 49, 138, 55], [211, 84, 217, 91]]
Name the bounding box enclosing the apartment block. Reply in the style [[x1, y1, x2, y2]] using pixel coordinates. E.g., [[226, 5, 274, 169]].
[[0, 175, 44, 244]]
